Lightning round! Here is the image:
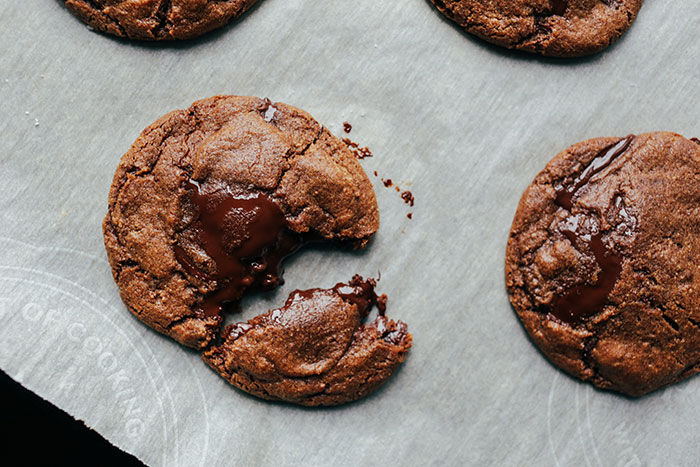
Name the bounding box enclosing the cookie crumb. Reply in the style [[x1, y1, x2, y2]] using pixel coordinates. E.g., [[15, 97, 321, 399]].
[[401, 191, 415, 207], [376, 172, 415, 212], [373, 171, 378, 177], [342, 137, 373, 159], [343, 121, 352, 133]]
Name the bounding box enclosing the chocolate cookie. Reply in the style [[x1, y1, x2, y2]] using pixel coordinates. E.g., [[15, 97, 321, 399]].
[[430, 0, 643, 57], [506, 133, 700, 396], [103, 95, 379, 349], [63, 0, 257, 40], [203, 276, 412, 406]]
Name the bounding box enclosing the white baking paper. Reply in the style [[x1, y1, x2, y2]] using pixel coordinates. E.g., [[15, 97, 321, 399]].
[[1, 1, 699, 465]]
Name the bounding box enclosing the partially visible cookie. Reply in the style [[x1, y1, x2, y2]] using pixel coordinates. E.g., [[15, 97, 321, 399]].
[[202, 276, 412, 406], [430, 0, 643, 57], [506, 132, 700, 396], [63, 0, 257, 40], [103, 95, 379, 349]]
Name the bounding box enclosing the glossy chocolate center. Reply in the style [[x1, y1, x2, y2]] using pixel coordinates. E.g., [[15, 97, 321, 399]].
[[175, 179, 304, 317], [555, 135, 634, 210], [551, 228, 622, 325], [551, 136, 635, 325]]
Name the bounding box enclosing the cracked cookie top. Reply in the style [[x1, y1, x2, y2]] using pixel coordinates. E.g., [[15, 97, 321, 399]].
[[430, 0, 643, 57], [63, 0, 258, 40], [103, 95, 379, 349], [506, 132, 700, 396], [202, 275, 412, 406]]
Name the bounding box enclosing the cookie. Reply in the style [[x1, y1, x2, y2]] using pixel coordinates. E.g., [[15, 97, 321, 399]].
[[506, 132, 700, 396], [202, 276, 412, 406], [103, 95, 379, 349], [63, 0, 257, 40], [430, 0, 643, 57]]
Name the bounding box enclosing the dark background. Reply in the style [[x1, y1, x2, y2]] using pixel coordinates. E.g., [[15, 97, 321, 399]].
[[1, 369, 144, 466]]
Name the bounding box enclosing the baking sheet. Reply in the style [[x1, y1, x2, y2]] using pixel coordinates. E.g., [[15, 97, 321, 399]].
[[1, 1, 699, 465]]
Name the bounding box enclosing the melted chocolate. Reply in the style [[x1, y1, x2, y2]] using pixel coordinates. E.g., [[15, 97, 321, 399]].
[[227, 322, 253, 340], [550, 229, 622, 325], [333, 275, 385, 316], [175, 179, 305, 317], [550, 136, 635, 325], [691, 137, 700, 145], [285, 276, 384, 316], [550, 0, 568, 16], [555, 135, 634, 210]]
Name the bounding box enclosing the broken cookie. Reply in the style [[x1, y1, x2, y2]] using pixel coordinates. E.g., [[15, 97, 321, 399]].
[[203, 276, 412, 406], [103, 96, 411, 405]]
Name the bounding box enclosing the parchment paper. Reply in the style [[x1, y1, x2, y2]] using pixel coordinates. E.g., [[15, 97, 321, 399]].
[[2, 1, 699, 465]]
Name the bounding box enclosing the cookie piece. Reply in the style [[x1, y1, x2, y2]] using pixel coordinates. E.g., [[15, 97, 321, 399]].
[[506, 133, 700, 396], [103, 95, 379, 349], [430, 0, 643, 57], [202, 276, 412, 406], [63, 0, 257, 40]]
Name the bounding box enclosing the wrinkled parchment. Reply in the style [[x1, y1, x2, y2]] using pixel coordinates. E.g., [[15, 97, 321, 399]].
[[1, 1, 699, 465]]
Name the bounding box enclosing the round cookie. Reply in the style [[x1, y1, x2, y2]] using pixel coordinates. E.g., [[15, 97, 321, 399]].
[[103, 95, 379, 349], [63, 0, 257, 40], [203, 276, 412, 406], [430, 0, 643, 57], [506, 133, 700, 396]]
